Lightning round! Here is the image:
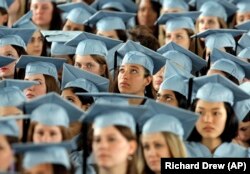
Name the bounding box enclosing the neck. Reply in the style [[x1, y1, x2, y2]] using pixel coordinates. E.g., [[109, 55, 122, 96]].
[[38, 24, 50, 30], [128, 92, 145, 105], [99, 162, 128, 174], [201, 138, 222, 153]]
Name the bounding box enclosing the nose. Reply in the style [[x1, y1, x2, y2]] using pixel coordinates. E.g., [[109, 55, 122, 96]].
[[202, 113, 212, 123], [41, 134, 51, 143]]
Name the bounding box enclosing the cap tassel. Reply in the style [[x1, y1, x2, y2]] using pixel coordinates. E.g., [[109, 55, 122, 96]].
[[22, 106, 30, 143], [113, 50, 118, 81], [82, 123, 88, 174], [195, 35, 198, 56], [187, 77, 193, 109]]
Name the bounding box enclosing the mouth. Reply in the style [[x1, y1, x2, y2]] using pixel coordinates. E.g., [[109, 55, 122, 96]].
[[119, 82, 130, 87], [26, 94, 34, 99], [203, 126, 214, 132], [0, 67, 9, 72]]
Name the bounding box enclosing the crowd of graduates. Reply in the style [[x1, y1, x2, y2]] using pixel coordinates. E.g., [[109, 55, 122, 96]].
[[0, 0, 250, 174]]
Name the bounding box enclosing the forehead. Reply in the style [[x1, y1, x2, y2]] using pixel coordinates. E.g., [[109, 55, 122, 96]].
[[196, 99, 225, 109]]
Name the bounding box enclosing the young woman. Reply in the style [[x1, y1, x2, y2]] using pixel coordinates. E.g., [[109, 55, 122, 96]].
[[186, 74, 250, 157], [233, 0, 250, 25], [113, 40, 166, 105], [29, 0, 62, 30], [140, 99, 197, 174], [16, 55, 65, 100]]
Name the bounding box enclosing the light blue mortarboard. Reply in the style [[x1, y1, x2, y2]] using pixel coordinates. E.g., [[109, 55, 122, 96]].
[[86, 10, 135, 31], [12, 11, 37, 29], [0, 28, 36, 48], [196, 0, 237, 21], [117, 40, 166, 75], [12, 142, 72, 169], [155, 11, 200, 32], [58, 2, 96, 24], [91, 0, 137, 13], [192, 74, 250, 106], [51, 42, 76, 56], [107, 43, 123, 72], [65, 31, 122, 57], [231, 0, 250, 13], [0, 80, 38, 107], [237, 33, 250, 49], [80, 102, 147, 134], [76, 92, 146, 105], [0, 56, 15, 67], [24, 92, 84, 123], [140, 99, 198, 140], [192, 29, 246, 50], [61, 63, 109, 92], [161, 0, 189, 11], [157, 41, 206, 73], [0, 115, 28, 137], [236, 20, 250, 30], [0, 0, 13, 9], [238, 47, 250, 61], [15, 55, 66, 80], [41, 30, 82, 43], [210, 48, 250, 81]]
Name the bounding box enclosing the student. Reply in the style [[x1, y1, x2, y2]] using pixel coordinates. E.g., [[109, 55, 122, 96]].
[[0, 116, 27, 172], [24, 92, 84, 142], [140, 99, 197, 174], [61, 63, 109, 111], [29, 0, 63, 30], [232, 0, 250, 25], [15, 55, 66, 100], [186, 74, 250, 157], [58, 2, 96, 32], [0, 28, 35, 79], [0, 0, 14, 26], [13, 142, 74, 174], [86, 10, 134, 41], [207, 48, 250, 85], [81, 101, 147, 174], [113, 40, 166, 104], [66, 32, 122, 80]]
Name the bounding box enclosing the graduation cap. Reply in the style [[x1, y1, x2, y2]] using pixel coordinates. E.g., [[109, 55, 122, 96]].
[[91, 0, 137, 13], [86, 10, 135, 31], [51, 42, 76, 56], [195, 0, 237, 21], [157, 41, 206, 73], [0, 0, 13, 10], [231, 0, 250, 13], [0, 28, 36, 48], [236, 20, 250, 30], [155, 11, 200, 32], [117, 40, 166, 75], [12, 11, 37, 29], [65, 31, 122, 57], [0, 56, 15, 67], [41, 30, 82, 43], [237, 33, 250, 49], [16, 55, 66, 80], [160, 0, 189, 11], [139, 99, 198, 140], [191, 74, 250, 106], [238, 47, 250, 61], [192, 29, 246, 50], [58, 2, 96, 24], [61, 63, 109, 92], [80, 102, 147, 134], [12, 141, 73, 170], [0, 115, 29, 137], [210, 48, 250, 81]]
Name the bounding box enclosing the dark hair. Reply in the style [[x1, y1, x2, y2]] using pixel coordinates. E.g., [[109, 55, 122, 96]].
[[44, 74, 61, 94], [223, 71, 240, 85], [66, 87, 94, 105], [53, 164, 73, 174], [187, 99, 239, 142], [116, 29, 128, 42], [49, 2, 63, 30], [0, 7, 8, 26], [12, 45, 28, 80], [174, 91, 188, 109], [12, 45, 28, 57]]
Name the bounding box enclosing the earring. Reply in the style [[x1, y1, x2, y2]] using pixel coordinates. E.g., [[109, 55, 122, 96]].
[[127, 155, 133, 161]]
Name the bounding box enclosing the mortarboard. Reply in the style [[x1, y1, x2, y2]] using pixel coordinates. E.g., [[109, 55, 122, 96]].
[[117, 40, 166, 75]]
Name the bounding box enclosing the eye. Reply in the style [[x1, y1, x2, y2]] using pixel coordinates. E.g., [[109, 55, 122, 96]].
[[86, 63, 94, 69], [118, 67, 125, 74], [74, 62, 81, 68], [142, 144, 150, 150], [165, 34, 171, 39], [212, 111, 220, 116], [107, 136, 116, 142], [176, 34, 183, 40], [130, 68, 138, 74], [155, 143, 163, 149], [93, 136, 101, 143]]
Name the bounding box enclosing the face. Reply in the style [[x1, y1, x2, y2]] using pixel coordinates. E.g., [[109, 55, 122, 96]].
[[0, 45, 19, 79], [207, 69, 226, 78], [33, 123, 63, 143], [30, 1, 53, 29], [24, 74, 47, 100], [24, 163, 53, 174], [164, 29, 190, 49], [156, 90, 179, 107], [236, 12, 250, 25], [0, 13, 7, 25], [118, 64, 152, 96], [197, 16, 221, 33], [236, 121, 250, 143], [0, 135, 14, 171], [141, 132, 171, 173], [63, 20, 84, 31], [152, 67, 164, 92], [27, 31, 44, 56], [195, 100, 227, 140], [74, 55, 105, 76], [92, 126, 136, 169], [61, 89, 88, 110], [137, 0, 158, 27], [97, 30, 119, 40]]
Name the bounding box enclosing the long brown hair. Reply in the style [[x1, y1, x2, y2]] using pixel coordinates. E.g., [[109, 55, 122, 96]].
[[44, 74, 61, 94]]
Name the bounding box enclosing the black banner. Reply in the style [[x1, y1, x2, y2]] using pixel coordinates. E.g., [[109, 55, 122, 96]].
[[161, 158, 250, 174]]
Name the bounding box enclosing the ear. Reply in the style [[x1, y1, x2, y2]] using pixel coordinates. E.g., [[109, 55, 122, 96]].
[[143, 76, 152, 87], [100, 64, 107, 76], [128, 140, 137, 155], [2, 14, 8, 24]]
